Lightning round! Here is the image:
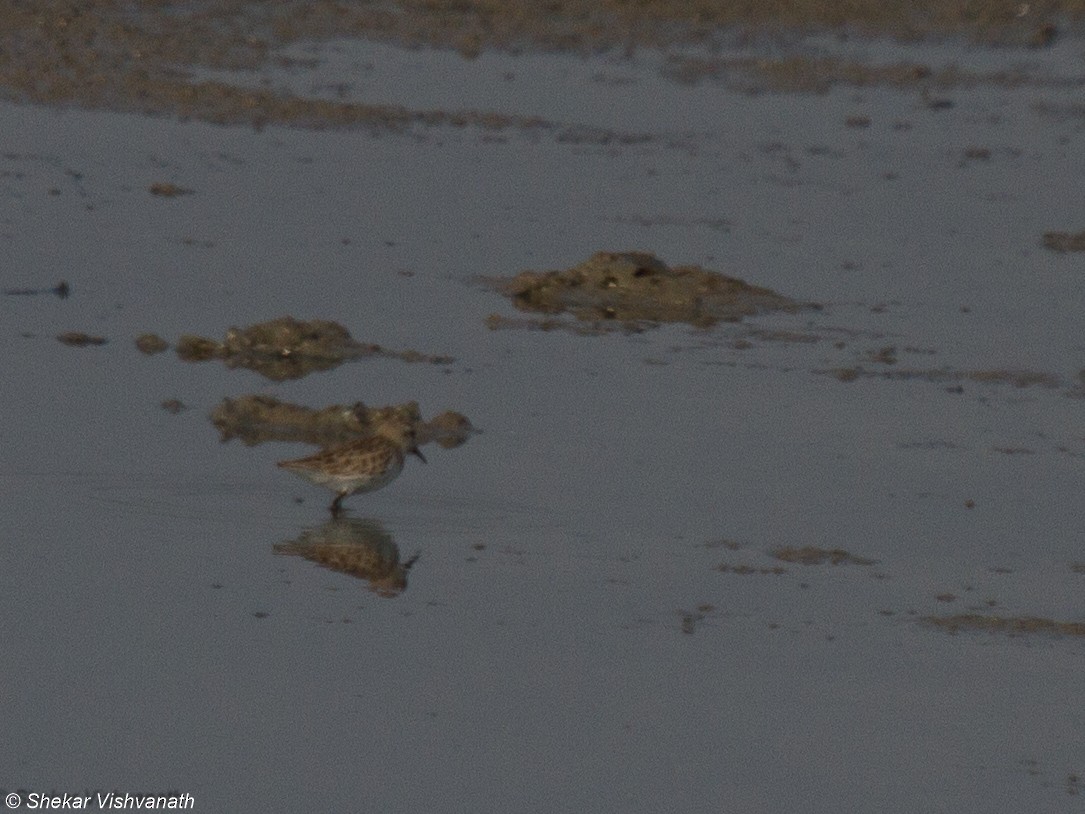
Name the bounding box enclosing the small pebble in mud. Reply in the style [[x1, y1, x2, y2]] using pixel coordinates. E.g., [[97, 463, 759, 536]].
[[920, 88, 954, 109], [160, 399, 186, 414], [149, 182, 193, 197], [845, 115, 871, 128], [57, 331, 107, 347], [135, 333, 170, 354], [867, 346, 897, 365]]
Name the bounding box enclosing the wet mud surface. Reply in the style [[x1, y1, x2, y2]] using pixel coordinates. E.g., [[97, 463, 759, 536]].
[[705, 540, 1085, 642], [2, 2, 1083, 133]]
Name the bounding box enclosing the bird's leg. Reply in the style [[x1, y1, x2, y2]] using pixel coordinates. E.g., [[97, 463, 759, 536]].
[[329, 493, 345, 517]]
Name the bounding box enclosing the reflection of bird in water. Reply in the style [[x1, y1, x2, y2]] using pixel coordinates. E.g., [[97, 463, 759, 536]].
[[277, 419, 426, 516], [274, 517, 419, 598]]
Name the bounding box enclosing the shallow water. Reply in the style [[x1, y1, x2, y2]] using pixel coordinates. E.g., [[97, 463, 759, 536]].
[[1, 29, 1083, 814]]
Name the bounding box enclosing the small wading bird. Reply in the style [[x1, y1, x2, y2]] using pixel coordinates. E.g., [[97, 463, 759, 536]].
[[277, 420, 426, 515]]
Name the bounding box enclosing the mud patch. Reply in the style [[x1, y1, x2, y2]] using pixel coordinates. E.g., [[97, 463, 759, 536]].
[[489, 251, 811, 330], [56, 331, 107, 347], [1042, 230, 1085, 252], [923, 614, 1085, 636], [173, 316, 453, 380], [771, 546, 878, 566], [820, 366, 1063, 389], [210, 394, 473, 450], [149, 182, 194, 197], [135, 333, 170, 355], [715, 563, 787, 575]]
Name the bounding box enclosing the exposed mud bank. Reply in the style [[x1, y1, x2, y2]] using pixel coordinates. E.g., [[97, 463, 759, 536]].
[[142, 316, 453, 381], [211, 394, 473, 451], [490, 251, 812, 330], [2, 2, 1078, 131]]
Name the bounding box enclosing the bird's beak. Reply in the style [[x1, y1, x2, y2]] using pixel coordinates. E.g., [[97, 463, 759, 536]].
[[411, 447, 427, 464]]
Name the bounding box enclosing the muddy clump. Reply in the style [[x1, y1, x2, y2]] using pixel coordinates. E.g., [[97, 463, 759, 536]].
[[174, 315, 453, 380], [772, 546, 878, 566], [274, 517, 418, 597], [57, 331, 107, 347], [492, 251, 811, 330], [135, 333, 170, 354], [421, 410, 478, 449], [149, 182, 193, 197], [210, 394, 473, 449]]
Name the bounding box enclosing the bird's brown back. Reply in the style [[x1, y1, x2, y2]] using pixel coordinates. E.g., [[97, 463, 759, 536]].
[[277, 435, 401, 475]]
